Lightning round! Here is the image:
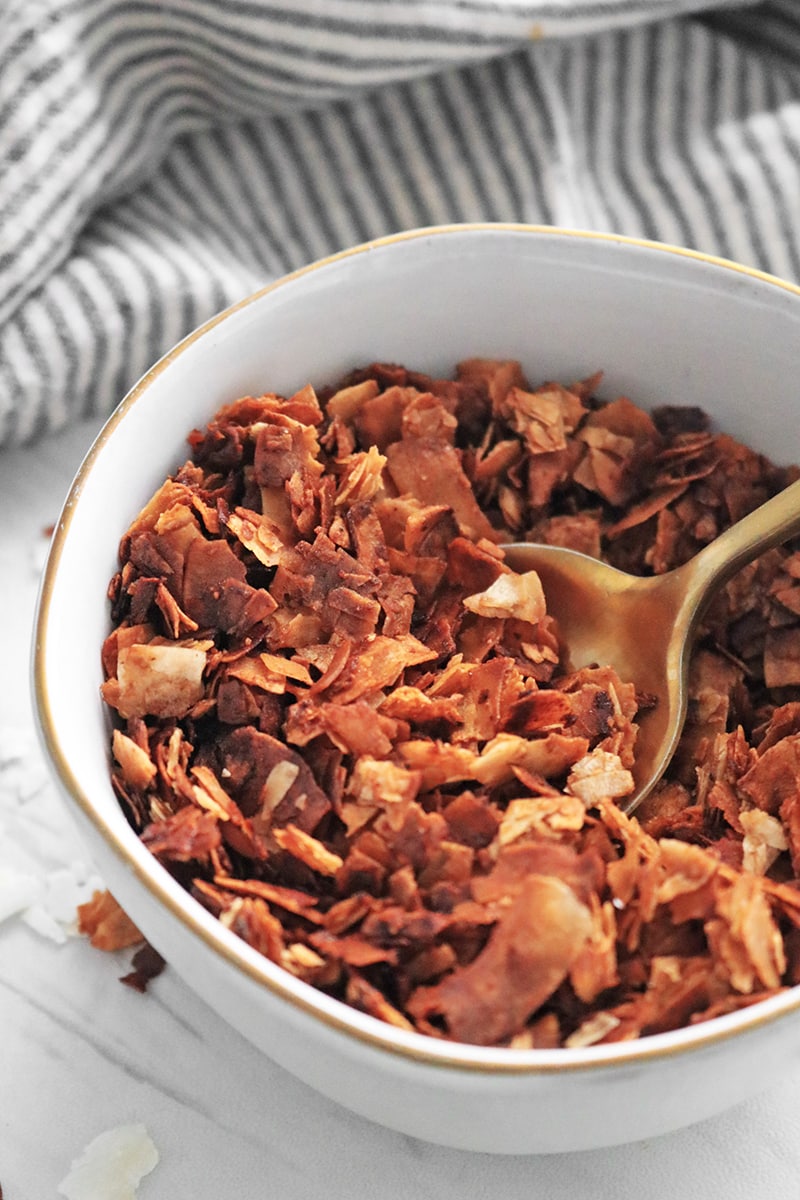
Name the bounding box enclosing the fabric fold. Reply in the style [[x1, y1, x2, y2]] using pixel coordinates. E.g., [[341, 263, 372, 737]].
[[3, 0, 795, 448]]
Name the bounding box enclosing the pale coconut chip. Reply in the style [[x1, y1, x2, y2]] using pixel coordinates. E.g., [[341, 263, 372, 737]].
[[0, 864, 40, 923], [0, 728, 105, 940], [23, 903, 69, 943], [57, 1124, 159, 1200]]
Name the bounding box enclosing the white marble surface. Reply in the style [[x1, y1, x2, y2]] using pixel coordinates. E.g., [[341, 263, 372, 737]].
[[4, 418, 800, 1199]]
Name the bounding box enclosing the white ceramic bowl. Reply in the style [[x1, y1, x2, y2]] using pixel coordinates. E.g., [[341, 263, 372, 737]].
[[34, 225, 800, 1155]]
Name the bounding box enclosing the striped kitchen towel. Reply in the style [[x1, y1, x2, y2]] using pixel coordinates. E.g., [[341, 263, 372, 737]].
[[2, 0, 797, 447]]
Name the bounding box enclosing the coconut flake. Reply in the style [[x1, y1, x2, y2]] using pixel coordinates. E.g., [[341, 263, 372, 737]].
[[0, 726, 106, 941], [0, 864, 40, 923], [462, 570, 546, 624], [57, 1124, 159, 1200], [740, 808, 789, 876], [565, 1011, 621, 1048], [23, 903, 68, 943]]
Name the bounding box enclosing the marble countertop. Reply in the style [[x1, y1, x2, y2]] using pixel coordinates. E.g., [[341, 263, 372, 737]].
[[4, 418, 800, 1199]]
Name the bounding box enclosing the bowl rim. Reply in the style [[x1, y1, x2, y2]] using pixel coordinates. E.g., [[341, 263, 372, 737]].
[[33, 221, 800, 1075]]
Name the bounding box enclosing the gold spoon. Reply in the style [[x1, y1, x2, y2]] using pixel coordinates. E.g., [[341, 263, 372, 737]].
[[503, 476, 800, 814]]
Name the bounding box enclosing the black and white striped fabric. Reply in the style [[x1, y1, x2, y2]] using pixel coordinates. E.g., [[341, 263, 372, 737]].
[[3, 0, 799, 447]]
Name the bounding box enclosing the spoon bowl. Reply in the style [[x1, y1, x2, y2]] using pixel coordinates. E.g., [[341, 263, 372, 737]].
[[504, 474, 800, 811]]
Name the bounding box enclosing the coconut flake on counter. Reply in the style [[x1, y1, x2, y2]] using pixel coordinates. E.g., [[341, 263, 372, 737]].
[[23, 864, 108, 943], [57, 1124, 159, 1200], [0, 863, 40, 923], [0, 727, 105, 941]]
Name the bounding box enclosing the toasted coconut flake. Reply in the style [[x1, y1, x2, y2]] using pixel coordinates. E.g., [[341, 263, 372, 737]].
[[261, 653, 312, 684], [282, 941, 327, 976], [213, 875, 323, 923], [740, 734, 800, 815], [336, 446, 387, 507], [111, 730, 156, 792], [126, 479, 196, 535], [346, 972, 415, 1030], [498, 794, 586, 845], [570, 898, 619, 1003], [657, 839, 718, 906], [565, 1011, 622, 1049], [119, 943, 167, 993], [348, 757, 421, 809], [457, 357, 526, 409], [409, 875, 592, 1045], [259, 760, 301, 813], [496, 385, 574, 455], [708, 875, 787, 993], [190, 765, 267, 859], [764, 625, 800, 690], [224, 506, 286, 567], [109, 643, 207, 719], [740, 809, 789, 875], [607, 482, 689, 538], [225, 656, 289, 695], [325, 633, 435, 704], [378, 685, 462, 726], [463, 570, 546, 625], [141, 806, 222, 863], [474, 732, 590, 788], [217, 897, 286, 961], [385, 437, 498, 543], [285, 695, 396, 756], [310, 929, 398, 966], [273, 824, 344, 877], [77, 890, 143, 951], [397, 740, 478, 790], [566, 750, 635, 806], [326, 378, 380, 421]]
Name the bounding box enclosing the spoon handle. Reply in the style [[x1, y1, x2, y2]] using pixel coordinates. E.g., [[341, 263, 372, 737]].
[[678, 475, 800, 615]]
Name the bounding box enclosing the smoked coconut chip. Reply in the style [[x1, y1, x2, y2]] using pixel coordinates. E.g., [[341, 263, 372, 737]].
[[98, 360, 800, 1048], [77, 890, 166, 991]]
